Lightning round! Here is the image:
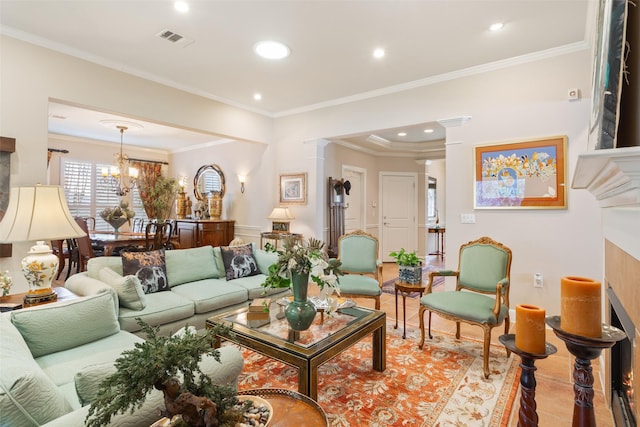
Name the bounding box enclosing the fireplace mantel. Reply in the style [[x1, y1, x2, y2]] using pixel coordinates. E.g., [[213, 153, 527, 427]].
[[572, 146, 640, 207]]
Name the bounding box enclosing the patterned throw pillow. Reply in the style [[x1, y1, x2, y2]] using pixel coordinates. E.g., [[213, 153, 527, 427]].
[[220, 244, 260, 281], [121, 249, 169, 294]]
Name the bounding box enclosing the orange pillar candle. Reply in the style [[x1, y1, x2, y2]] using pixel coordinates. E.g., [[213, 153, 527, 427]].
[[515, 304, 546, 354], [560, 276, 602, 338]]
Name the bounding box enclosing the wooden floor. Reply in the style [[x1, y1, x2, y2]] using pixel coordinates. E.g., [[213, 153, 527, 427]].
[[346, 257, 615, 426]]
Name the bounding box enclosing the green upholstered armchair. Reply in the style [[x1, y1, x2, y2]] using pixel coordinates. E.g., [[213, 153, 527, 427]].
[[418, 236, 512, 378], [336, 230, 383, 310]]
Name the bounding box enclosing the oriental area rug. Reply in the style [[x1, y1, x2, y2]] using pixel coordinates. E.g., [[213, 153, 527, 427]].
[[236, 322, 520, 426]]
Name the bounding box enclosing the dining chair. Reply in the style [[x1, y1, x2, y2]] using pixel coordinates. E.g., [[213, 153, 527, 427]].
[[73, 217, 98, 273], [418, 236, 512, 378], [132, 217, 145, 233], [336, 229, 383, 309], [82, 216, 96, 231], [53, 239, 75, 280], [145, 221, 174, 250]]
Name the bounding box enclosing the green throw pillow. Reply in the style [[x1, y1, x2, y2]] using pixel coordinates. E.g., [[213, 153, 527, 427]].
[[165, 246, 219, 286], [74, 363, 117, 406], [98, 267, 147, 311], [10, 292, 120, 358]]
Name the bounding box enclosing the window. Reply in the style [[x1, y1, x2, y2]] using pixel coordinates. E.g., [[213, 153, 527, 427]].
[[61, 158, 148, 231]]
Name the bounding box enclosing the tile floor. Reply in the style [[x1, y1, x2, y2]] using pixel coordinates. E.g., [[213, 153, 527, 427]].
[[344, 259, 615, 426]]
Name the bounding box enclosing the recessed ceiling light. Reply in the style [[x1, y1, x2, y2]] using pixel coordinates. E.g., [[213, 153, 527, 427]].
[[397, 132, 407, 137], [373, 48, 385, 59], [489, 22, 504, 32], [424, 128, 434, 133], [174, 1, 189, 13], [253, 93, 262, 101], [254, 41, 290, 60]]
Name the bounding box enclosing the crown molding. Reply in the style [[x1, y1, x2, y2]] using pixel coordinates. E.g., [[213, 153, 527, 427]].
[[572, 146, 640, 207]]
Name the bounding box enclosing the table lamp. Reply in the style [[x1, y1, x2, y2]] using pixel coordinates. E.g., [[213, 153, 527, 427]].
[[268, 207, 295, 233], [0, 185, 86, 304]]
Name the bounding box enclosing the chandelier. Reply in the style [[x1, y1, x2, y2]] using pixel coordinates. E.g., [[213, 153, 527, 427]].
[[101, 125, 139, 196]]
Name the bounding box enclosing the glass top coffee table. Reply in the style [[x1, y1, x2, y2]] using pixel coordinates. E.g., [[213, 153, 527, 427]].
[[206, 301, 386, 400]]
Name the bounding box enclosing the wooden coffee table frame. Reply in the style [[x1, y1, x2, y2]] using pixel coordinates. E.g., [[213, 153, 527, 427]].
[[207, 306, 386, 401]]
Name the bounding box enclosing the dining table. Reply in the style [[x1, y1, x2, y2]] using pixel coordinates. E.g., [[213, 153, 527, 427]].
[[89, 231, 148, 255]]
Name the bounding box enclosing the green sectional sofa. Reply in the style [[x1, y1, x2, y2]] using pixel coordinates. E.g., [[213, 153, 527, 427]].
[[0, 291, 244, 427], [64, 244, 290, 337]]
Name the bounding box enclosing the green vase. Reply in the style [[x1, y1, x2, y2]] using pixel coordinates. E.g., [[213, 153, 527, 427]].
[[285, 271, 317, 331]]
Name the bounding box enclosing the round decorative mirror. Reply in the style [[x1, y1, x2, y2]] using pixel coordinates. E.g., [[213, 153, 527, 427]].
[[194, 164, 226, 200]]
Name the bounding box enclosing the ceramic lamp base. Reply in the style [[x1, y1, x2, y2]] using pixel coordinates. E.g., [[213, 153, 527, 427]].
[[21, 241, 59, 305]]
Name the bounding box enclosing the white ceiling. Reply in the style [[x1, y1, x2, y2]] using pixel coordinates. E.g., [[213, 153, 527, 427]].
[[1, 1, 592, 156]]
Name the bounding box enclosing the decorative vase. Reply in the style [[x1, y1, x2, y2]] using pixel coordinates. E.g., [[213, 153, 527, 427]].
[[399, 264, 422, 284], [107, 217, 128, 234], [209, 193, 223, 220], [284, 271, 317, 331]]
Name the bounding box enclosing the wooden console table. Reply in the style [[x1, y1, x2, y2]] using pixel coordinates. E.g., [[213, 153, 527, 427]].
[[175, 220, 235, 248], [428, 226, 445, 259], [260, 232, 303, 250]]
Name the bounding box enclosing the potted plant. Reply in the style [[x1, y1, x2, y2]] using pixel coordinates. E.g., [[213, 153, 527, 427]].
[[389, 248, 423, 284], [138, 175, 178, 223], [261, 237, 342, 330], [85, 320, 263, 427]]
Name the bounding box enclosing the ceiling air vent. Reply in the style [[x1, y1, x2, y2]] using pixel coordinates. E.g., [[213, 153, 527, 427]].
[[156, 29, 193, 47]]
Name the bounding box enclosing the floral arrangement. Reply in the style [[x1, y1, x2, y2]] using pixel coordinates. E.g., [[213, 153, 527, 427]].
[[0, 270, 12, 297], [262, 237, 342, 291], [99, 200, 135, 225]]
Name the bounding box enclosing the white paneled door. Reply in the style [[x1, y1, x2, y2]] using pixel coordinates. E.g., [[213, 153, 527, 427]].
[[380, 172, 417, 262]]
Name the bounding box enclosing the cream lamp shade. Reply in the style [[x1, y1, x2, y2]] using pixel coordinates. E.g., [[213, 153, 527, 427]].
[[268, 207, 295, 233], [0, 185, 86, 304]]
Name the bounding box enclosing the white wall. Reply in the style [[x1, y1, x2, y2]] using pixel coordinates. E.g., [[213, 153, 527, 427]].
[[273, 49, 598, 315], [1, 33, 603, 318], [170, 140, 273, 244], [443, 54, 600, 316], [0, 35, 274, 292]]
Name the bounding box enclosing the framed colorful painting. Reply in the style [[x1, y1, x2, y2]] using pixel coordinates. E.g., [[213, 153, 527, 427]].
[[279, 173, 307, 205], [474, 136, 567, 209]]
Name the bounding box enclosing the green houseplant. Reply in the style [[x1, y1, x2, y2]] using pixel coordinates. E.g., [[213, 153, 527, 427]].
[[389, 248, 423, 284], [85, 320, 247, 427], [138, 175, 178, 223]]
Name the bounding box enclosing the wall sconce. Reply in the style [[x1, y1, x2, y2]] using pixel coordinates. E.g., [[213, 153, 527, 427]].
[[238, 175, 246, 193], [178, 175, 188, 193]]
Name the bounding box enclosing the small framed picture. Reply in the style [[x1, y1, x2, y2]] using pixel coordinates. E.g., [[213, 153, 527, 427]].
[[279, 173, 307, 205]]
